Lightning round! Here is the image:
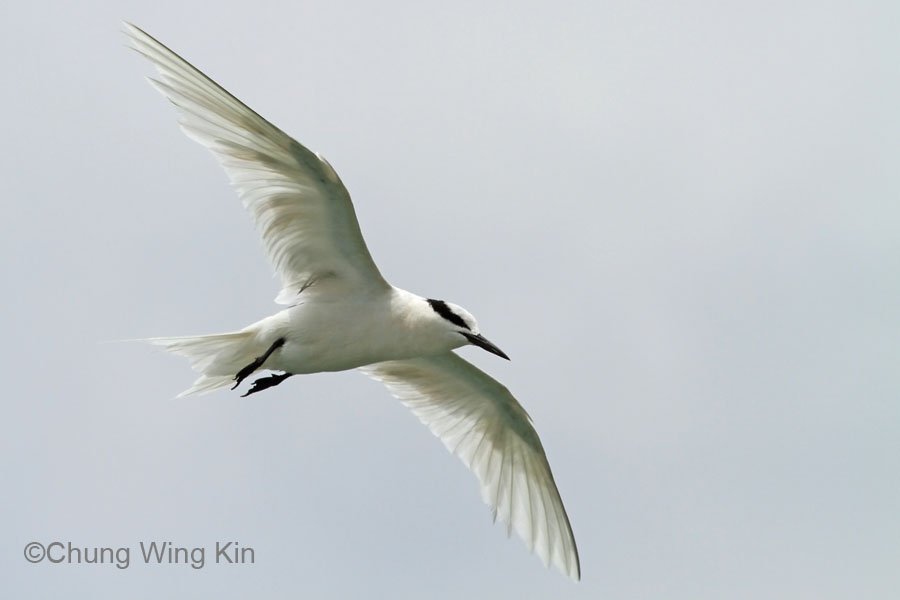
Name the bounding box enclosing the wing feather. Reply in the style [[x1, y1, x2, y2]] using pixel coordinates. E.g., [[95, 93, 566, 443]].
[[125, 24, 388, 301], [362, 352, 580, 580]]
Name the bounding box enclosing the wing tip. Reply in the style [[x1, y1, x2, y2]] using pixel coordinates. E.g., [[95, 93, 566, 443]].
[[568, 551, 582, 581], [121, 21, 146, 45]]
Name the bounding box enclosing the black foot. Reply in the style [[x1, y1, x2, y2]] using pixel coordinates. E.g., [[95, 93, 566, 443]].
[[232, 337, 286, 390], [241, 372, 294, 397]]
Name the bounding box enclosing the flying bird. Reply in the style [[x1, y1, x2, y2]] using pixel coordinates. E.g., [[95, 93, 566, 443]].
[[125, 23, 580, 580]]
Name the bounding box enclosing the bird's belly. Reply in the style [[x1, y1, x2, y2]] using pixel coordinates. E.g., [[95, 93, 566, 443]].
[[275, 336, 392, 374], [264, 301, 440, 374]]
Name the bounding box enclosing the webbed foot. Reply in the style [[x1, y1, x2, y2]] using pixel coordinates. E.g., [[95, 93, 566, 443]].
[[241, 372, 294, 397], [232, 337, 286, 389]]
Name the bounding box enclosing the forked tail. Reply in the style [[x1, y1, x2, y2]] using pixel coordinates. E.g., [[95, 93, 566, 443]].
[[146, 330, 257, 397]]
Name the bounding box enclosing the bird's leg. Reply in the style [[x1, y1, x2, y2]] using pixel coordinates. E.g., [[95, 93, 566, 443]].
[[241, 372, 294, 397], [232, 337, 286, 390]]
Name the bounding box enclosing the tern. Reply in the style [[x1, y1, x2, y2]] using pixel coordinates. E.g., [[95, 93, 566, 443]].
[[126, 23, 580, 580]]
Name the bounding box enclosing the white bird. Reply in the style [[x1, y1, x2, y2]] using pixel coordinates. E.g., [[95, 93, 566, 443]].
[[126, 23, 580, 580]]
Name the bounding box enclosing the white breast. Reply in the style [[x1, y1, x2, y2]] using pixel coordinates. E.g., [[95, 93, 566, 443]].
[[263, 288, 462, 374]]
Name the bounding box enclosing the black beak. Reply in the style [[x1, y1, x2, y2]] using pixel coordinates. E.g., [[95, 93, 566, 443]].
[[462, 332, 510, 360]]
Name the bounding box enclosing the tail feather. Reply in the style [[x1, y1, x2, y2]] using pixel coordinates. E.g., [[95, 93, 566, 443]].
[[175, 374, 234, 398], [146, 330, 257, 396]]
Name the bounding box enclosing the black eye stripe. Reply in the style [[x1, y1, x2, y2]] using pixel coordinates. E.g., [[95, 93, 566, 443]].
[[427, 299, 471, 330]]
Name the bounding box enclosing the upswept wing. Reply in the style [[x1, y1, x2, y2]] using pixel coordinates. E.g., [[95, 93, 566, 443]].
[[362, 352, 580, 580], [125, 24, 388, 301]]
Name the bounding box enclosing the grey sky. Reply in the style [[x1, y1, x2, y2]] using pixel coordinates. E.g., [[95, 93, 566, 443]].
[[3, 1, 899, 598]]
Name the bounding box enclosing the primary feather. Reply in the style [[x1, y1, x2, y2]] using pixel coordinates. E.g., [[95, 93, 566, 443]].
[[363, 353, 581, 580], [125, 23, 387, 302]]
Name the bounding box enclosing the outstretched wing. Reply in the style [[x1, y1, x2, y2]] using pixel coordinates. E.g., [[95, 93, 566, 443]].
[[125, 24, 389, 302], [361, 352, 580, 580]]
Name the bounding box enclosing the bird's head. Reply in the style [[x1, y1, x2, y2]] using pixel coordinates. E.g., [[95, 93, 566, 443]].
[[426, 298, 509, 360]]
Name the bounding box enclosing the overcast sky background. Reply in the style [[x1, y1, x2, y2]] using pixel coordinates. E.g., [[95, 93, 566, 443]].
[[3, 1, 898, 598]]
